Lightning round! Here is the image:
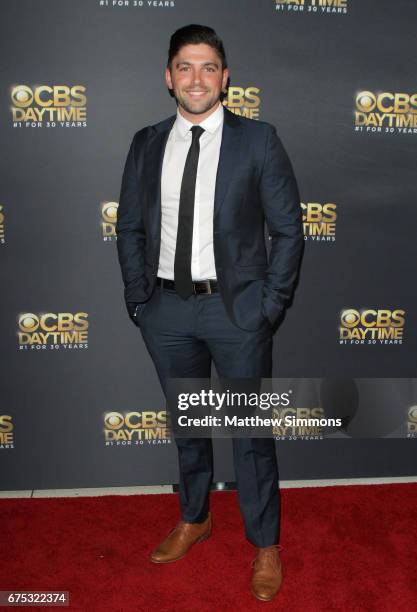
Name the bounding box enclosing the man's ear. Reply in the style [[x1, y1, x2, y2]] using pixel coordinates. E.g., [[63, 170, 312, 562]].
[[165, 67, 173, 90], [222, 68, 229, 93]]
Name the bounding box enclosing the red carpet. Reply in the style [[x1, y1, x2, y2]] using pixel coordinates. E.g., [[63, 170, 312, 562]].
[[1, 483, 416, 611]]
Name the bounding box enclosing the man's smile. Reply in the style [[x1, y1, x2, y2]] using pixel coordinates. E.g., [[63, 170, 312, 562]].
[[186, 91, 208, 98]]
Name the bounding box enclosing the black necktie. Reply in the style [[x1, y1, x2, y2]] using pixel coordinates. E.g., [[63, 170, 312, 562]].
[[174, 125, 205, 299]]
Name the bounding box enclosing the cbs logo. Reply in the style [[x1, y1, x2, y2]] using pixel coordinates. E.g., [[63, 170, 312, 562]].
[[18, 313, 89, 332], [0, 415, 13, 433], [104, 411, 166, 429], [301, 202, 337, 223], [356, 91, 417, 114], [101, 202, 118, 223], [341, 309, 405, 329], [11, 85, 87, 108], [224, 87, 260, 108], [273, 407, 323, 419], [408, 406, 417, 423]]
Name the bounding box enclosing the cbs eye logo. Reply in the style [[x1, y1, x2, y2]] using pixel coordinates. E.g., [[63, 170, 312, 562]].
[[356, 92, 375, 112], [101, 202, 118, 223], [408, 406, 417, 424], [18, 313, 39, 333], [104, 413, 124, 430], [11, 85, 33, 107], [340, 310, 360, 328]]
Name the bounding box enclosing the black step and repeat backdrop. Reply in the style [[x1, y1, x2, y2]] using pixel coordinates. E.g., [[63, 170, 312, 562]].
[[1, 0, 416, 490]]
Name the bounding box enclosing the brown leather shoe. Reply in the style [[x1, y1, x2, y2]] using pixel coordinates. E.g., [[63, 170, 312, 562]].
[[150, 512, 211, 563], [250, 544, 283, 601]]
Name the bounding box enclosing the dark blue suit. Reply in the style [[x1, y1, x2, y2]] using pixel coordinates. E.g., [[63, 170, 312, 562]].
[[116, 106, 303, 546]]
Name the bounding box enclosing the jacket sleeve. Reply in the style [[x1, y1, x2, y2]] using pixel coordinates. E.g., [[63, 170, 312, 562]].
[[115, 131, 147, 303], [258, 125, 303, 325]]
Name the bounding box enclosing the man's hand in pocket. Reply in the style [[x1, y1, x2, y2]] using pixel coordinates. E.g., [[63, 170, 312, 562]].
[[126, 302, 141, 327]]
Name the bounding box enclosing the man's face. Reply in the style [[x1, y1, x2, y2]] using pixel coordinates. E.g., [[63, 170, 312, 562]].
[[165, 43, 229, 119]]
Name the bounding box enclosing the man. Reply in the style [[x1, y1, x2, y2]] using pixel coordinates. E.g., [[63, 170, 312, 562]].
[[116, 24, 303, 602]]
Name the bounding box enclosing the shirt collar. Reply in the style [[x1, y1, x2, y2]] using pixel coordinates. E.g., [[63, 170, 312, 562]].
[[175, 102, 224, 139]]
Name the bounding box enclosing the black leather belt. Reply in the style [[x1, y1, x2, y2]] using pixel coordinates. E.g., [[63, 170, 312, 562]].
[[157, 277, 218, 295]]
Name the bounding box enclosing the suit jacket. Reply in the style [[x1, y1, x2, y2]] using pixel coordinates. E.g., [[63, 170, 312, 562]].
[[116, 106, 303, 332]]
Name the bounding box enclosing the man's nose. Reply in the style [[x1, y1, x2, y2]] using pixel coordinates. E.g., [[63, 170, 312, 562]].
[[191, 69, 201, 85]]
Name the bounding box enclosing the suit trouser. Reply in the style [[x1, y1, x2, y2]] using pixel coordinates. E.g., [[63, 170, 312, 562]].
[[138, 284, 280, 547]]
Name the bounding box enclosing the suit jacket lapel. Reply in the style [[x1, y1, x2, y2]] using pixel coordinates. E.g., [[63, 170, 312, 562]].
[[214, 106, 242, 219], [145, 114, 176, 243]]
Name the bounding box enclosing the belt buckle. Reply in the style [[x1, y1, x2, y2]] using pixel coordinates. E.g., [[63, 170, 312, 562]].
[[193, 280, 211, 295]]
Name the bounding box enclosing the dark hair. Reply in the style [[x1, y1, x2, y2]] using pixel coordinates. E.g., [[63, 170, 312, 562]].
[[167, 24, 227, 71]]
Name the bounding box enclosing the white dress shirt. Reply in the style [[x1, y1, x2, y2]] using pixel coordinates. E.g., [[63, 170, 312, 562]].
[[157, 102, 224, 281]]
